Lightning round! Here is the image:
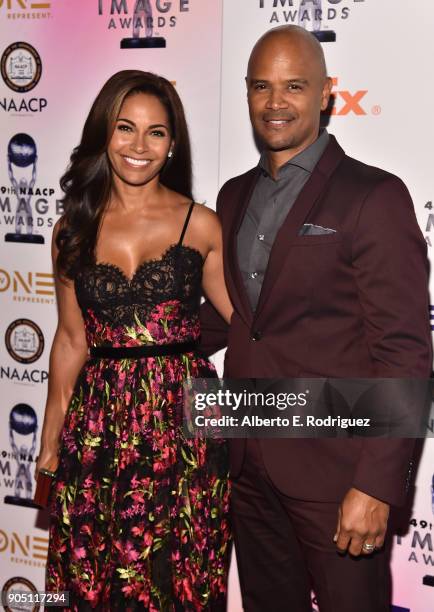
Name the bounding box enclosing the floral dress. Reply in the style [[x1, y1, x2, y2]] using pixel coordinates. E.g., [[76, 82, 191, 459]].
[[46, 204, 231, 611]]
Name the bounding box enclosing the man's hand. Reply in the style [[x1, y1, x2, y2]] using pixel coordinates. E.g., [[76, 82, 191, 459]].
[[334, 487, 390, 556]]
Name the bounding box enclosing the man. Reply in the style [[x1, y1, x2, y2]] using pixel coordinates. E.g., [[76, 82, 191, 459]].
[[200, 26, 432, 612]]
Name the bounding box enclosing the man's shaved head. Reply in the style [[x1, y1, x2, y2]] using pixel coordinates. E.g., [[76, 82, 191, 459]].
[[248, 25, 328, 81], [245, 25, 332, 170]]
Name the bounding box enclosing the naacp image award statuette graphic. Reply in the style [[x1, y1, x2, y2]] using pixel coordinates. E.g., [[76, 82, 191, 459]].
[[299, 0, 336, 43], [4, 404, 40, 509], [4, 133, 44, 244], [121, 0, 166, 48]]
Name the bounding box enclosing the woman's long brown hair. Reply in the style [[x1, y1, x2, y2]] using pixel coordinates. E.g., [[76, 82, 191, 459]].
[[56, 70, 193, 279]]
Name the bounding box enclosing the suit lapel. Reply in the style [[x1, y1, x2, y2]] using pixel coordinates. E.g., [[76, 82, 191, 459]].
[[227, 167, 260, 325], [253, 136, 346, 322]]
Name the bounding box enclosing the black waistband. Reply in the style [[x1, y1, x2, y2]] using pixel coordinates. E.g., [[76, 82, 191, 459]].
[[90, 341, 199, 359]]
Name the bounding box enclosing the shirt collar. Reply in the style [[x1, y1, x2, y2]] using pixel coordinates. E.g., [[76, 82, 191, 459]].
[[259, 129, 329, 179]]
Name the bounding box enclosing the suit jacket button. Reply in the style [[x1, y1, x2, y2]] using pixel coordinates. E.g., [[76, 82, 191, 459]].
[[252, 331, 261, 341]]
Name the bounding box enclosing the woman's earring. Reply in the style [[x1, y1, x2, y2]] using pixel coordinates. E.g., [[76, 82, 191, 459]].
[[168, 150, 173, 158]]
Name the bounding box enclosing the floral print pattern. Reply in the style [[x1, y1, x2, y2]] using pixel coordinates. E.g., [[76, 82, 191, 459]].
[[46, 297, 231, 611]]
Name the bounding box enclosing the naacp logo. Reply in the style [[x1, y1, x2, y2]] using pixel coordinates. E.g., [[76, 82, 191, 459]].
[[1, 577, 39, 612], [1, 42, 42, 93], [5, 319, 44, 364]]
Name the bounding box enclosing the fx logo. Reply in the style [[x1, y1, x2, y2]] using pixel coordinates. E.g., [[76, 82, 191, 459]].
[[329, 77, 368, 116]]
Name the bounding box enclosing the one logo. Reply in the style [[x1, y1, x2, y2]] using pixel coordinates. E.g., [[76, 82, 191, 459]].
[[5, 319, 44, 364], [3, 405, 38, 508], [0, 1, 51, 21], [0, 268, 55, 304], [0, 529, 48, 568], [1, 42, 42, 93], [1, 576, 39, 612]]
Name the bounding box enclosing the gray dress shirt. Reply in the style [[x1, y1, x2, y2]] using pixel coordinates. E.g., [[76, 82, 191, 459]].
[[237, 130, 330, 311]]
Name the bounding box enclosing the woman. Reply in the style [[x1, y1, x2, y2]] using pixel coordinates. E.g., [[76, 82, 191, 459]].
[[35, 70, 233, 611]]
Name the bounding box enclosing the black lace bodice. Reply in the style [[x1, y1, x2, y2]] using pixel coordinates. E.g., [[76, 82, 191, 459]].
[[74, 244, 203, 327]]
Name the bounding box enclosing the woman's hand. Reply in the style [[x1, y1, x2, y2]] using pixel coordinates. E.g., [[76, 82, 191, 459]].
[[34, 445, 59, 480]]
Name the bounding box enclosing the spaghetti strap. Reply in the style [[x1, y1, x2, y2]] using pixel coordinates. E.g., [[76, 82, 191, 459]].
[[178, 201, 195, 246]]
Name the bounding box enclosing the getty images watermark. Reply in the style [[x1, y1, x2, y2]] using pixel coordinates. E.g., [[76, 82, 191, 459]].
[[183, 379, 434, 439], [193, 387, 370, 430]]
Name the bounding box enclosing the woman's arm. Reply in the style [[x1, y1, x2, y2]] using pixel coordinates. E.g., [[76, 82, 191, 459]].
[[201, 209, 233, 325], [35, 220, 89, 477]]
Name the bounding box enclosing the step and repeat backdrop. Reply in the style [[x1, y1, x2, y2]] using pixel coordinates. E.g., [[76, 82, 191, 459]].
[[0, 1, 433, 611]]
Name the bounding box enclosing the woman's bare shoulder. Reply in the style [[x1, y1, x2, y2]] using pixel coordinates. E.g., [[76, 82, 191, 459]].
[[190, 202, 220, 230]]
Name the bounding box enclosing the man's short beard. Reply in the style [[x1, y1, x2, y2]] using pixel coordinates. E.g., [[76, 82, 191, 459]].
[[260, 136, 299, 153]]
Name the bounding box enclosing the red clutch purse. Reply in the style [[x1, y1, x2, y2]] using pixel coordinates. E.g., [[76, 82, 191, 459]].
[[33, 468, 56, 508]]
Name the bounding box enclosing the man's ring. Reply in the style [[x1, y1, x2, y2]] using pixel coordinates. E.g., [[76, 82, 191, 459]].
[[362, 542, 375, 552]]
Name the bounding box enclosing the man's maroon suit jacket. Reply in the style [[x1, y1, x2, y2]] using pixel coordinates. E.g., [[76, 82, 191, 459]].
[[200, 135, 432, 507]]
